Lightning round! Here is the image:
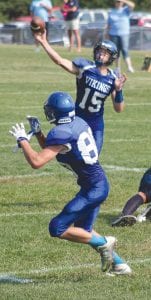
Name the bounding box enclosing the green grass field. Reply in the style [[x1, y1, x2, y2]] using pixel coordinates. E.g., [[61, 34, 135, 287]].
[[0, 44, 151, 300]]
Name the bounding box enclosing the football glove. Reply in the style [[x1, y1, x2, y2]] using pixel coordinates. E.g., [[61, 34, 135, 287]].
[[26, 115, 41, 135], [9, 123, 29, 142], [12, 130, 34, 153]]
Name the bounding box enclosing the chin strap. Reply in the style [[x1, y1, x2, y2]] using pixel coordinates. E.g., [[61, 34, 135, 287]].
[[95, 60, 111, 67], [95, 60, 104, 67]]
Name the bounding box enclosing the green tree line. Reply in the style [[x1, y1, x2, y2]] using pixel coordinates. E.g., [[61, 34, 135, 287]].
[[0, 0, 151, 22]]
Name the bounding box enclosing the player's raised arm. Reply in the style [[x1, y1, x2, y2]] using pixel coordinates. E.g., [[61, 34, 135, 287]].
[[33, 30, 79, 75]]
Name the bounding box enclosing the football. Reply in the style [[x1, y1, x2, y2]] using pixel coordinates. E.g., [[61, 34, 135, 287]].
[[30, 16, 45, 34]]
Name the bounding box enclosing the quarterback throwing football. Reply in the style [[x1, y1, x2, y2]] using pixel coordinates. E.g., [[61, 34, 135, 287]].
[[33, 31, 127, 154]]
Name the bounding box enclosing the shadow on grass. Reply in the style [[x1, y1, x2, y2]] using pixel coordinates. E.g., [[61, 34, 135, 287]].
[[97, 212, 119, 226]]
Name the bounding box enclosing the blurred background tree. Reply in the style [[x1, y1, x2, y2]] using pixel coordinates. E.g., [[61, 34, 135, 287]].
[[0, 0, 151, 22], [0, 0, 30, 21], [53, 0, 151, 10]]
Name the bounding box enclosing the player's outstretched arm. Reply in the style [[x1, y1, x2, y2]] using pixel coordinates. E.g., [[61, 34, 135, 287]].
[[33, 31, 79, 75], [9, 123, 65, 168], [20, 142, 64, 169]]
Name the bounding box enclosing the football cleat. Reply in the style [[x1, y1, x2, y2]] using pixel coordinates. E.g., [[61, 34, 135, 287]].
[[111, 215, 137, 227], [107, 263, 132, 276], [96, 236, 116, 272], [138, 204, 151, 221]]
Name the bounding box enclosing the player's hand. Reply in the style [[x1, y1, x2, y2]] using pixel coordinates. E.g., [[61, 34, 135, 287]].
[[115, 73, 127, 91], [26, 115, 41, 135], [9, 123, 29, 143], [33, 29, 47, 43], [12, 130, 34, 153]]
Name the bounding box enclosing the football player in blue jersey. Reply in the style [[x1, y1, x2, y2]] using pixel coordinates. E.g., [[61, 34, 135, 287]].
[[112, 168, 151, 227], [33, 31, 127, 154], [9, 91, 131, 275]]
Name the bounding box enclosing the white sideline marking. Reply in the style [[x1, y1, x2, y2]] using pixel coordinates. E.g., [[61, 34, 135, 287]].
[[0, 275, 33, 284], [0, 143, 38, 148], [0, 208, 120, 218], [0, 89, 74, 96], [0, 165, 146, 182], [1, 118, 151, 126], [0, 211, 57, 217], [0, 138, 149, 149], [105, 119, 151, 123], [0, 172, 54, 181], [0, 258, 150, 280], [127, 103, 151, 106], [103, 165, 146, 173], [107, 138, 150, 143]]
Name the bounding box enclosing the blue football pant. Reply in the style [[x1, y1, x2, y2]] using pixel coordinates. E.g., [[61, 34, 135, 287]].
[[86, 117, 104, 155], [49, 178, 109, 237]]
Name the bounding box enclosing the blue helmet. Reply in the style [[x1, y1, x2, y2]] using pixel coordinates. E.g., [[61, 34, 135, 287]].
[[44, 91, 75, 124], [93, 40, 118, 66]]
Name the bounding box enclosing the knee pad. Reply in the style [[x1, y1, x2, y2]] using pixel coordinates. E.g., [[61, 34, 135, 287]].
[[49, 217, 63, 237]]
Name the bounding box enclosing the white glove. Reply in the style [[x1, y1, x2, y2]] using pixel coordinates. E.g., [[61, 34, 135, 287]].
[[26, 115, 41, 135], [12, 130, 34, 153], [9, 123, 29, 143]]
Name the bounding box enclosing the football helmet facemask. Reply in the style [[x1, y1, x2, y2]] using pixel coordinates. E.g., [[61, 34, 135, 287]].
[[44, 92, 75, 124], [93, 40, 118, 66]]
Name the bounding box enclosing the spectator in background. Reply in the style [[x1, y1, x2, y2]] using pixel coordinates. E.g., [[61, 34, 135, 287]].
[[61, 0, 81, 52], [30, 0, 52, 52], [61, 0, 70, 20], [107, 0, 135, 73]]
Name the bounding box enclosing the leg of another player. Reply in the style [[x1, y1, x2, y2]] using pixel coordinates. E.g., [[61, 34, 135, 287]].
[[73, 29, 81, 52], [122, 192, 146, 215], [115, 56, 121, 71], [68, 29, 74, 51], [112, 192, 146, 227]]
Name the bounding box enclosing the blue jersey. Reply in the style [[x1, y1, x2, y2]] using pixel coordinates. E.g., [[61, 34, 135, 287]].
[[45, 116, 105, 188], [73, 57, 116, 127]]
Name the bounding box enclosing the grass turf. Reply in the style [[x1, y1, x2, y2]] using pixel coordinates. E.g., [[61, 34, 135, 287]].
[[0, 44, 150, 300]]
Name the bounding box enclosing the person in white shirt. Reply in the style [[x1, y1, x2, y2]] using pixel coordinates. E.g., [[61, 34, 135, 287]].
[[30, 0, 52, 51]]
